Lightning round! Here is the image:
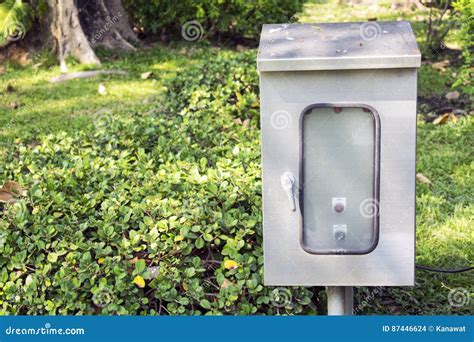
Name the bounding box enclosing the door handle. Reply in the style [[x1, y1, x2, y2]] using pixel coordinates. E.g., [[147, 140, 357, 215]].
[[280, 172, 297, 211]]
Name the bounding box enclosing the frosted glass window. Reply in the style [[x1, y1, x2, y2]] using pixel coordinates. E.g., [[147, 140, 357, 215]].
[[302, 106, 379, 254]]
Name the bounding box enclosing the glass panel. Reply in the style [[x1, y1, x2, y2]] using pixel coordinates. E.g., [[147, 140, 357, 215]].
[[302, 106, 378, 254]]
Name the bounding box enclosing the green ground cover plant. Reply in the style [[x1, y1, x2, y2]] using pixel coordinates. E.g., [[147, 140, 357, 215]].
[[124, 0, 305, 42], [0, 0, 472, 315]]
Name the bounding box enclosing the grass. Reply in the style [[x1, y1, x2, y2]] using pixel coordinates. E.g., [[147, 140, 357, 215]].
[[0, 1, 472, 315], [0, 47, 192, 146]]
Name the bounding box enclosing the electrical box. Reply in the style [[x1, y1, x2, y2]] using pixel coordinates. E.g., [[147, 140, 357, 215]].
[[258, 22, 421, 286]]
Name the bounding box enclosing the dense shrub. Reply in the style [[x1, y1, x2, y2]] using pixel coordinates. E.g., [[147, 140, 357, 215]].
[[452, 0, 473, 95], [123, 0, 305, 42], [0, 0, 47, 45], [0, 50, 318, 315], [423, 0, 456, 52]]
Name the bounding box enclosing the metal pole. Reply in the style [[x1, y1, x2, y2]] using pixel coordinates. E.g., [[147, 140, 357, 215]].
[[327, 286, 353, 315]]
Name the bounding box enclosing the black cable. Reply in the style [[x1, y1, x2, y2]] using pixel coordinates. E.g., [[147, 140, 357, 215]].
[[416, 264, 474, 274]]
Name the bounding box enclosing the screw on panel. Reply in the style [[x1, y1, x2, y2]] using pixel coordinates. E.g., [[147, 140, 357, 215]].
[[334, 202, 345, 213]]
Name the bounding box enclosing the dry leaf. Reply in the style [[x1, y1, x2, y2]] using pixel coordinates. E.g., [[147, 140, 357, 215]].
[[182, 282, 189, 291], [234, 118, 243, 125], [224, 260, 238, 270], [141, 71, 153, 80], [433, 113, 449, 125], [431, 60, 449, 72], [0, 191, 14, 203], [129, 256, 139, 264], [220, 278, 234, 290], [445, 91, 460, 101], [133, 275, 146, 288], [242, 119, 250, 128], [433, 113, 457, 125], [236, 44, 247, 53], [1, 181, 24, 196], [416, 173, 431, 185]]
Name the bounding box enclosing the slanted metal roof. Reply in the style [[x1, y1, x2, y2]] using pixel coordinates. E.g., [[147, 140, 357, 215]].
[[257, 21, 421, 72]]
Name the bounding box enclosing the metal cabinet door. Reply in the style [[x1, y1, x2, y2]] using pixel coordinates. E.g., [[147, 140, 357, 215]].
[[300, 105, 380, 254]]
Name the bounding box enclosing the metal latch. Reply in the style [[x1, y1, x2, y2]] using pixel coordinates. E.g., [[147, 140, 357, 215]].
[[280, 172, 297, 211]]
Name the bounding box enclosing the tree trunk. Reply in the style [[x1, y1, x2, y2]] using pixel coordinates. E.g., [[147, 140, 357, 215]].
[[77, 0, 139, 52], [48, 0, 101, 71], [6, 0, 139, 69], [103, 0, 140, 44]]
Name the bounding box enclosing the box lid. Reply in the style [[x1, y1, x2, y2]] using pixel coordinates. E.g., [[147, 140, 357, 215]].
[[257, 21, 421, 72]]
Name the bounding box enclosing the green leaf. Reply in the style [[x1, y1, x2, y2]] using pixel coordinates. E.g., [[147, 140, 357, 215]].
[[200, 299, 211, 309], [47, 253, 58, 263], [135, 259, 146, 274], [195, 237, 205, 249], [184, 267, 195, 277], [0, 0, 34, 44]]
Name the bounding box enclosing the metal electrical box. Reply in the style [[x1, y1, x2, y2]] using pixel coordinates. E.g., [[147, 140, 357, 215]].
[[258, 22, 421, 286]]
